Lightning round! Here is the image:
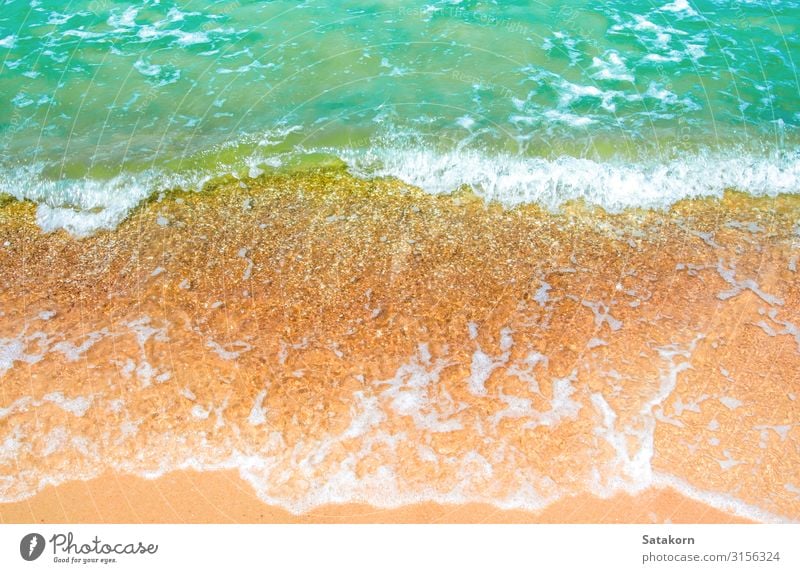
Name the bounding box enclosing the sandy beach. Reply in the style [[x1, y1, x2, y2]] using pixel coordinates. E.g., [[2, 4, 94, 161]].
[[1, 170, 798, 523], [0, 470, 752, 524]]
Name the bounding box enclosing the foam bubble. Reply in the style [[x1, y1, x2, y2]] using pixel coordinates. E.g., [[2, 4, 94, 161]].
[[660, 0, 698, 17], [718, 396, 743, 410], [107, 7, 138, 28], [43, 392, 93, 417], [468, 350, 495, 396], [191, 405, 209, 420], [377, 344, 462, 432], [590, 51, 634, 82], [52, 329, 108, 362], [538, 370, 581, 426], [247, 390, 268, 426], [716, 261, 784, 306], [653, 473, 792, 523], [0, 165, 210, 236], [172, 30, 210, 47], [533, 282, 551, 306], [582, 299, 623, 332], [3, 145, 800, 246], [47, 12, 74, 26], [0, 332, 48, 376], [206, 340, 252, 361], [343, 148, 800, 213]]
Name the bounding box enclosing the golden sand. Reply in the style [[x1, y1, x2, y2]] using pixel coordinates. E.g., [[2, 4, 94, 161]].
[[0, 470, 751, 524], [0, 170, 798, 522]]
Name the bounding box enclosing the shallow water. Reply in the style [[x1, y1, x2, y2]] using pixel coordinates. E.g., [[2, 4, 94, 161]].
[[0, 0, 799, 233]]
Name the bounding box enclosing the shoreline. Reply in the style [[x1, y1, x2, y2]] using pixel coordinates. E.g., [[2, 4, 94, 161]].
[[1, 170, 798, 523], [0, 470, 753, 524]]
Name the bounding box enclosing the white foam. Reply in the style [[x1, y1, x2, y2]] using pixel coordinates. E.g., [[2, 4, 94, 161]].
[[0, 332, 48, 376], [123, 316, 165, 345], [542, 108, 595, 127], [41, 426, 68, 456], [542, 32, 581, 67], [0, 164, 212, 237], [0, 338, 29, 376], [376, 344, 462, 432], [52, 329, 108, 361], [499, 327, 513, 352], [754, 424, 791, 441], [716, 260, 784, 306], [0, 35, 16, 49], [172, 30, 210, 47], [6, 145, 800, 237], [456, 115, 475, 130], [716, 450, 744, 470], [11, 93, 34, 108], [344, 149, 800, 213], [0, 427, 24, 466], [491, 390, 533, 426], [587, 337, 607, 349], [529, 369, 581, 428], [47, 12, 74, 26], [468, 350, 495, 396], [652, 473, 791, 523], [533, 282, 551, 306], [660, 0, 698, 16], [506, 351, 548, 395], [590, 51, 634, 82], [0, 396, 32, 420], [583, 300, 623, 332], [207, 339, 252, 360], [133, 58, 161, 77], [191, 405, 209, 420], [215, 440, 561, 515], [672, 395, 704, 416], [467, 327, 513, 396], [757, 310, 800, 353], [594, 337, 700, 493], [341, 392, 385, 438], [44, 392, 92, 417], [718, 396, 742, 410], [238, 248, 254, 280], [166, 7, 190, 22], [247, 390, 268, 426], [590, 392, 646, 485], [107, 6, 138, 28]]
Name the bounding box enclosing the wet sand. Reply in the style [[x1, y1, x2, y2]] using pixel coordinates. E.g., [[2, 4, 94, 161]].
[[0, 170, 798, 523], [0, 470, 752, 524]]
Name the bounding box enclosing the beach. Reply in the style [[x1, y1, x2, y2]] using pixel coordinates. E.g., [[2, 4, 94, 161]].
[[1, 0, 799, 528], [0, 470, 752, 524], [1, 171, 798, 523]]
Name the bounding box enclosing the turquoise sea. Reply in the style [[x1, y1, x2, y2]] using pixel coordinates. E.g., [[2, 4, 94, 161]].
[[0, 0, 798, 234]]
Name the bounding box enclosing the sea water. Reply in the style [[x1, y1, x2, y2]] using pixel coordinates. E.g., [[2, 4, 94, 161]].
[[0, 0, 798, 233]]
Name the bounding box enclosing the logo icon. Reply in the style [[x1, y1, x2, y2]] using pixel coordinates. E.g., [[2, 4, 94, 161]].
[[20, 533, 46, 561]]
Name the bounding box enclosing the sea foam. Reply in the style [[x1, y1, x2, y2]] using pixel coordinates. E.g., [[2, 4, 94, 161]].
[[344, 148, 800, 211], [2, 148, 799, 236]]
